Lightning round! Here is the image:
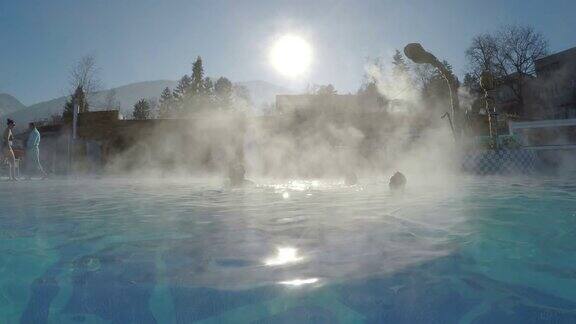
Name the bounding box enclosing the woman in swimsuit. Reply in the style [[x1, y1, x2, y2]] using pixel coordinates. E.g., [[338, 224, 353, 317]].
[[3, 119, 17, 181]]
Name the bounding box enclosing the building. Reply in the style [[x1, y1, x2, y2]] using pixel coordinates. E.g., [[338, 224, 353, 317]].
[[528, 46, 576, 119], [28, 110, 248, 175], [491, 46, 576, 120], [18, 92, 437, 177], [494, 72, 526, 117], [275, 93, 385, 114]]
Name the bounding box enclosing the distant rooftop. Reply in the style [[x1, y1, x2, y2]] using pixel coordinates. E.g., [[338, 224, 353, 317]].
[[535, 46, 576, 65]]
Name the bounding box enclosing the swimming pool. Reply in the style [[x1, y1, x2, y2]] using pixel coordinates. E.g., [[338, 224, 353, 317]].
[[1, 176, 575, 323]]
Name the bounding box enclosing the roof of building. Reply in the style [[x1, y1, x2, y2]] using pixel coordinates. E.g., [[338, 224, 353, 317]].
[[535, 46, 576, 65]]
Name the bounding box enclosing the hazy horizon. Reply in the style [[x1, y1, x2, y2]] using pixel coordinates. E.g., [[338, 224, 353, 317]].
[[1, 0, 575, 105], [1, 78, 289, 107]]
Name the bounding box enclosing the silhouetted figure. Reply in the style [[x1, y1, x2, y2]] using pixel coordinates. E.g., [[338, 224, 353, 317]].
[[344, 171, 358, 186], [228, 162, 254, 187], [2, 119, 17, 181], [389, 171, 406, 191]]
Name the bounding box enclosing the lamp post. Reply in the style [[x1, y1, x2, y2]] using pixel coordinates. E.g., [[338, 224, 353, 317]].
[[68, 101, 78, 175], [404, 43, 462, 139], [480, 71, 499, 149], [69, 87, 82, 174]]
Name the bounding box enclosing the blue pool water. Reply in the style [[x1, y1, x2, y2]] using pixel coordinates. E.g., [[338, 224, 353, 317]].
[[1, 176, 576, 323]]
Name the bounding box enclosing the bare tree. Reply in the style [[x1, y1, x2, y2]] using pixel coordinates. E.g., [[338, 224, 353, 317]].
[[466, 24, 548, 111], [102, 89, 121, 110], [63, 55, 101, 119], [307, 84, 337, 95], [496, 25, 548, 77], [68, 54, 101, 95], [465, 34, 498, 79]]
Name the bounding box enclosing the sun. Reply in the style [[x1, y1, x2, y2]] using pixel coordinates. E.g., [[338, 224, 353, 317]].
[[270, 34, 313, 78]]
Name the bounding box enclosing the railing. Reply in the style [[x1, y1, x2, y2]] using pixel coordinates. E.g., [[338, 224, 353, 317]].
[[508, 118, 576, 150], [508, 118, 576, 133], [522, 144, 576, 151]]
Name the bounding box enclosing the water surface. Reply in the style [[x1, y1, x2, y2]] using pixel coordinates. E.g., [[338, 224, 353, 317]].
[[1, 176, 575, 323]]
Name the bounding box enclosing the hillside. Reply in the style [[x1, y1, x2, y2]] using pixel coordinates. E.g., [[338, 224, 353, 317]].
[[4, 80, 177, 123], [3, 80, 292, 123], [0, 93, 26, 116]]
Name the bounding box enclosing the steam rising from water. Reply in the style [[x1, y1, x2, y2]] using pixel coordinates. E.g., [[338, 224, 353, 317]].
[[20, 176, 467, 291], [104, 80, 460, 187], [364, 60, 419, 108], [4, 166, 576, 323]]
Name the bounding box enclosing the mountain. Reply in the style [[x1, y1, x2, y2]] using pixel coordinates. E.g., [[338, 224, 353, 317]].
[[0, 93, 26, 116], [2, 79, 292, 123], [93, 80, 177, 112], [4, 80, 177, 123]]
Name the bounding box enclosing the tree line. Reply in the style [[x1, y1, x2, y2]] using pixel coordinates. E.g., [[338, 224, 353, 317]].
[[61, 23, 548, 123], [463, 24, 548, 116], [359, 24, 549, 118], [61, 55, 251, 121], [358, 48, 457, 114], [155, 56, 251, 119]]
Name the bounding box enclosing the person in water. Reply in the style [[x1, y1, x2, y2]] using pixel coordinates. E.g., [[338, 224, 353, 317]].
[[25, 123, 48, 179], [2, 119, 17, 181], [344, 171, 358, 186], [228, 162, 254, 187], [389, 171, 407, 190]]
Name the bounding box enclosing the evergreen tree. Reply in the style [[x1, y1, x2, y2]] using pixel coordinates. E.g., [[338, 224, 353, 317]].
[[173, 75, 191, 101], [63, 99, 74, 122], [315, 84, 337, 95], [441, 60, 453, 75], [160, 56, 247, 114], [202, 77, 214, 95], [215, 77, 233, 109], [420, 60, 456, 110], [191, 56, 204, 95], [63, 85, 89, 122], [191, 77, 214, 110], [132, 99, 152, 120], [158, 87, 174, 118], [463, 73, 480, 95]]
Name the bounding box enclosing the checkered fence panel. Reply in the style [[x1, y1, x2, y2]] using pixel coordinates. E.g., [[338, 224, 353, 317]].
[[461, 149, 538, 175]]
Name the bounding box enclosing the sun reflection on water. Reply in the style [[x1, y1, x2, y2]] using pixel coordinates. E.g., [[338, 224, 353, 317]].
[[279, 278, 320, 287], [264, 247, 303, 266]]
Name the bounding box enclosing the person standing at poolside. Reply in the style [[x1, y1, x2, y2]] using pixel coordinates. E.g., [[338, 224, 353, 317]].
[[25, 122, 47, 179], [2, 119, 17, 181]]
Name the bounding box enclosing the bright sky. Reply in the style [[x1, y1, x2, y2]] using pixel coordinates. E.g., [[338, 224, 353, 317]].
[[1, 0, 575, 105]]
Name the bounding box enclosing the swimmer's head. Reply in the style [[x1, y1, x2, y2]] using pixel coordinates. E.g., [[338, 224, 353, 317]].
[[389, 171, 407, 191], [344, 171, 358, 186], [228, 163, 246, 185]]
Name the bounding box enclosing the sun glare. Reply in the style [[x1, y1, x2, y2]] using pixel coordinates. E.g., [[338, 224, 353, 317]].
[[279, 278, 319, 287], [264, 247, 303, 266], [270, 34, 312, 78]]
